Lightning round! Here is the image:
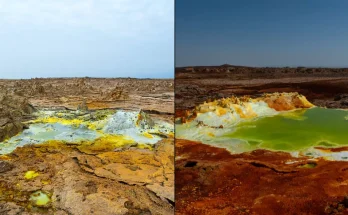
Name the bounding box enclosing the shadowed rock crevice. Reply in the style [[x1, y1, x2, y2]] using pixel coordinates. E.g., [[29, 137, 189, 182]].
[[184, 161, 197, 168], [249, 161, 298, 174]]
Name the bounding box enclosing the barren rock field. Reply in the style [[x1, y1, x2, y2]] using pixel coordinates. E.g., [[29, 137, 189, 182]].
[[0, 77, 174, 215]]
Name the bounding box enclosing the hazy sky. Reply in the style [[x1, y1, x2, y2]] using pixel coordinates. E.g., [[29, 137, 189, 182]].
[[176, 0, 348, 67], [0, 0, 174, 79]]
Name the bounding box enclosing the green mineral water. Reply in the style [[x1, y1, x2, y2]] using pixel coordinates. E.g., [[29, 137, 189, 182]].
[[226, 107, 348, 151]]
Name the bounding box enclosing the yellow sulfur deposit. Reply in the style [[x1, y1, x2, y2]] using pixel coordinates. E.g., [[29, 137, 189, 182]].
[[143, 132, 153, 138], [77, 135, 136, 154], [41, 180, 50, 185], [25, 171, 39, 180], [30, 116, 101, 129], [31, 117, 84, 126]]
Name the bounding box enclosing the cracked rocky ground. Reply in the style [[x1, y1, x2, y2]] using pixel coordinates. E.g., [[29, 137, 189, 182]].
[[0, 78, 174, 215]]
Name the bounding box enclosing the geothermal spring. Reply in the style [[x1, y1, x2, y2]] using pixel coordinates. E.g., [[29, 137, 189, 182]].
[[176, 93, 348, 161], [0, 109, 174, 155]]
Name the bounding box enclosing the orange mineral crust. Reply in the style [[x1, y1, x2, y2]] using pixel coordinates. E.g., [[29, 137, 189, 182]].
[[260, 92, 314, 111], [175, 139, 348, 215], [177, 92, 314, 123]]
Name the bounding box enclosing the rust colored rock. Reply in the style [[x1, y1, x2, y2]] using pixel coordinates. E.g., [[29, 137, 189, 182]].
[[175, 139, 348, 215]]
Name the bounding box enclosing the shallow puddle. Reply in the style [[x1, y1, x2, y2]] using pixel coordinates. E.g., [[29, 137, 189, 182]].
[[29, 191, 51, 207]]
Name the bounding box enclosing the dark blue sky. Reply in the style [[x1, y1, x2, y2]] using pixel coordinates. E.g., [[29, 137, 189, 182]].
[[176, 0, 348, 67]]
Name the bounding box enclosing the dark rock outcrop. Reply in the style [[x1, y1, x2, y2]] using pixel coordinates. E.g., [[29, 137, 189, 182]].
[[0, 92, 36, 142]]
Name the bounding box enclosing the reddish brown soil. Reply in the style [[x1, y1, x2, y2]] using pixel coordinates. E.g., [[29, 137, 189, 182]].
[[176, 140, 348, 215], [175, 65, 348, 215]]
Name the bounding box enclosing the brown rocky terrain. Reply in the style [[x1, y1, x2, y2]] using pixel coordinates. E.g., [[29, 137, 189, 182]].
[[175, 65, 348, 215], [0, 78, 174, 140], [0, 93, 36, 142], [175, 65, 348, 112], [0, 139, 174, 215], [0, 77, 174, 113], [0, 78, 174, 215]]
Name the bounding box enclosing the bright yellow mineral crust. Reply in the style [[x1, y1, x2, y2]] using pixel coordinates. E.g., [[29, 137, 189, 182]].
[[30, 116, 99, 129], [24, 171, 39, 180]]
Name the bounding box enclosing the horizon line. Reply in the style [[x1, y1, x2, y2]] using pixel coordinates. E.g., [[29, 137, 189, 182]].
[[0, 76, 174, 80], [175, 64, 348, 69]]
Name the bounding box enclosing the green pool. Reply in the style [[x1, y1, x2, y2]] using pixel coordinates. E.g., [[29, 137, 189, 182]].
[[226, 107, 348, 151]]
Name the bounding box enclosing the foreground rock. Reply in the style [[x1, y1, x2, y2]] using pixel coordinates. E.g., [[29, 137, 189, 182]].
[[0, 139, 174, 215], [175, 139, 348, 215], [0, 92, 35, 142]]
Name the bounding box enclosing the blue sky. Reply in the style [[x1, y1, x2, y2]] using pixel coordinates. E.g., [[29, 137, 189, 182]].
[[0, 0, 174, 79], [176, 0, 348, 67]]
